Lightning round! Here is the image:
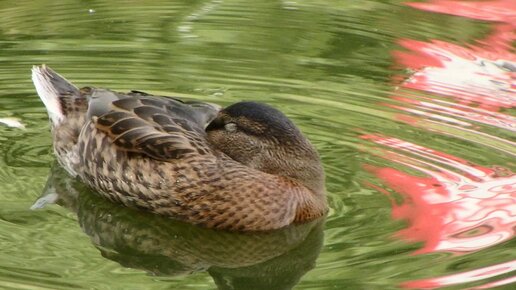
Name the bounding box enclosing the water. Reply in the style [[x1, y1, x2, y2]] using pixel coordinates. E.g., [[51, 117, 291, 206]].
[[0, 0, 514, 289]]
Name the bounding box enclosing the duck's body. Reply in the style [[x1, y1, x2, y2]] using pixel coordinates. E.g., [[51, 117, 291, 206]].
[[32, 65, 327, 231]]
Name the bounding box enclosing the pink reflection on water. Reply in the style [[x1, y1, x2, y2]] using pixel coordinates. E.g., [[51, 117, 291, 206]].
[[390, 26, 516, 145], [392, 0, 515, 139], [406, 0, 516, 23], [393, 36, 515, 112], [376, 0, 516, 288], [362, 134, 516, 255]]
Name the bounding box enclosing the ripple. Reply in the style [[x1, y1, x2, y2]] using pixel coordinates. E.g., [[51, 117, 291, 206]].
[[0, 0, 514, 289]]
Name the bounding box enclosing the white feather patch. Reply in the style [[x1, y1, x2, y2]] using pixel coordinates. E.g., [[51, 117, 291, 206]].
[[32, 66, 64, 124]]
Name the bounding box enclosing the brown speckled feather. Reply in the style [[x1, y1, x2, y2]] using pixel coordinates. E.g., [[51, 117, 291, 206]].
[[32, 65, 327, 231], [93, 98, 208, 160]]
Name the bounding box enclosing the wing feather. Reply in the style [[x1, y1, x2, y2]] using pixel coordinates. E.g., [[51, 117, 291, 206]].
[[90, 93, 217, 161]]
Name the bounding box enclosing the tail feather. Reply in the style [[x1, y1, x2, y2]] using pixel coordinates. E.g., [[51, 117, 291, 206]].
[[32, 65, 80, 125]]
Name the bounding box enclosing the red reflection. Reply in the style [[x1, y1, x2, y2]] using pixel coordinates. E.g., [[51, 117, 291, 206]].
[[363, 134, 515, 255], [406, 0, 516, 23], [393, 35, 515, 112], [372, 1, 516, 288], [393, 0, 515, 136]]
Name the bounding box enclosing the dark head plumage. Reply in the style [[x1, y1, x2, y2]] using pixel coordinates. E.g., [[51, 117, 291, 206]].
[[205, 101, 324, 195], [206, 101, 302, 142]]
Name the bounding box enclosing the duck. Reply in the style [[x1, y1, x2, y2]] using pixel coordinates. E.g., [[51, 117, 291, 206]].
[[31, 65, 327, 231]]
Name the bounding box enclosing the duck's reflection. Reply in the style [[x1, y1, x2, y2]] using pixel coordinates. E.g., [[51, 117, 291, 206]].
[[35, 163, 324, 290]]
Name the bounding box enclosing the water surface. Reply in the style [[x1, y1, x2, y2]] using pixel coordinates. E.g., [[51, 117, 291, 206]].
[[0, 0, 514, 289]]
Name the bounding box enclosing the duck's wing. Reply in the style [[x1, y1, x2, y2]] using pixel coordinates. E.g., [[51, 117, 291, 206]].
[[87, 90, 219, 161], [127, 90, 220, 129]]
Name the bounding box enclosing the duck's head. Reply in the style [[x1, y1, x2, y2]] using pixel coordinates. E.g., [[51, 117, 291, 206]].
[[206, 101, 325, 195]]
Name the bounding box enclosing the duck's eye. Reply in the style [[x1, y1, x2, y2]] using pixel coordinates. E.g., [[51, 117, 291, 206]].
[[224, 122, 237, 132]]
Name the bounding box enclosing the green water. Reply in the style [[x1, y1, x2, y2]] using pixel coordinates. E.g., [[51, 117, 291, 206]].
[[0, 1, 514, 289]]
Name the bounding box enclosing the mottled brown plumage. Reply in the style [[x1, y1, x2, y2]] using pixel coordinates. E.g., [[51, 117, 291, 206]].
[[32, 65, 327, 231]]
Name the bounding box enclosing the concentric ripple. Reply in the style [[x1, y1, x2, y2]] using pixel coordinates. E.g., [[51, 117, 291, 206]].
[[0, 0, 514, 289]]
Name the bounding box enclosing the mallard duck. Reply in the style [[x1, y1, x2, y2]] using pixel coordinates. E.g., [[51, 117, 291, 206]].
[[32, 65, 327, 231]]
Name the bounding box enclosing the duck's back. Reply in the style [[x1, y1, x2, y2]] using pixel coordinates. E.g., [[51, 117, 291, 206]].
[[33, 66, 217, 172]]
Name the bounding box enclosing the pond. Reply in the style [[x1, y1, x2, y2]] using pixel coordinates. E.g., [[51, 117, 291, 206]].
[[0, 0, 514, 289]]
